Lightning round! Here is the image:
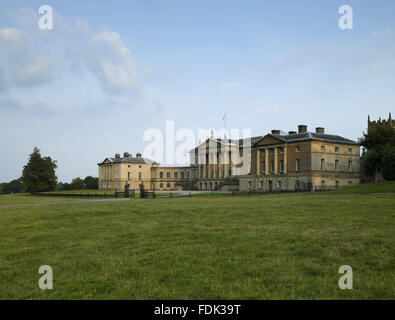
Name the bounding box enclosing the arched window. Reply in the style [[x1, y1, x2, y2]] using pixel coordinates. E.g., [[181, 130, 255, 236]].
[[167, 183, 171, 188], [160, 183, 163, 188]]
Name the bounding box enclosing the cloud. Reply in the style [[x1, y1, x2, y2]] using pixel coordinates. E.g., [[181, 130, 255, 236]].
[[219, 82, 238, 89], [0, 27, 56, 87], [66, 24, 137, 94]]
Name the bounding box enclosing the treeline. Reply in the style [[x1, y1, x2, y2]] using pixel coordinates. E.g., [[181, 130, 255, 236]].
[[0, 147, 98, 195], [56, 176, 98, 191], [0, 176, 98, 195]]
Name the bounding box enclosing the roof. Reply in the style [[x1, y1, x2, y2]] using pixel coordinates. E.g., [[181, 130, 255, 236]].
[[189, 132, 358, 152], [268, 132, 359, 145], [98, 156, 156, 165]]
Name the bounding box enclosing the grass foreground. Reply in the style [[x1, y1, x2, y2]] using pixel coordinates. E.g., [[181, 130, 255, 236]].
[[0, 186, 394, 299]]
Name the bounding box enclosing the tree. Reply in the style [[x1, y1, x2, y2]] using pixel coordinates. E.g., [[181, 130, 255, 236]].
[[359, 123, 395, 181], [83, 176, 99, 189], [2, 179, 23, 194], [70, 177, 84, 190], [21, 147, 58, 192]]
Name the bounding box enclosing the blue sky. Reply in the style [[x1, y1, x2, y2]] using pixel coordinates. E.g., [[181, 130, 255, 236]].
[[0, 0, 394, 182]]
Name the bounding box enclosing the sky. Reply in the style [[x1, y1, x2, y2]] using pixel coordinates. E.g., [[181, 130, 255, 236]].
[[0, 0, 394, 183]]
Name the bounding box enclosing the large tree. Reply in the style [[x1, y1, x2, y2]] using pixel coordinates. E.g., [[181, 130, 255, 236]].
[[359, 123, 395, 181], [21, 147, 58, 192]]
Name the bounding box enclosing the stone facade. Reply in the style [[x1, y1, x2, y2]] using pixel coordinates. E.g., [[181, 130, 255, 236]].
[[98, 124, 361, 192]]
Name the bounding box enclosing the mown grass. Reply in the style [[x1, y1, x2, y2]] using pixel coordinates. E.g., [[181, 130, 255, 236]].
[[0, 194, 91, 205], [330, 181, 395, 194], [0, 188, 394, 300]]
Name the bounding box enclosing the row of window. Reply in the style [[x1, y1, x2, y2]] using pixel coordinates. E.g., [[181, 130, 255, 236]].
[[320, 146, 353, 154], [320, 159, 353, 171], [247, 180, 353, 190], [262, 146, 353, 154], [159, 183, 172, 188], [260, 159, 353, 172], [159, 171, 189, 179]]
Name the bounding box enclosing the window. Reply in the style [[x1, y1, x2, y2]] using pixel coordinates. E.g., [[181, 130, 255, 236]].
[[262, 161, 266, 173], [348, 160, 352, 172], [335, 160, 339, 171], [167, 172, 171, 178], [128, 172, 131, 179], [348, 148, 352, 154], [335, 147, 339, 153], [279, 147, 284, 154], [259, 181, 263, 188], [270, 161, 274, 173], [336, 181, 340, 189], [139, 165, 142, 168], [139, 172, 142, 180], [280, 160, 284, 172], [160, 183, 163, 188], [277, 181, 282, 189], [270, 148, 275, 155], [296, 146, 301, 152], [349, 181, 353, 186], [181, 172, 184, 179], [167, 183, 171, 188], [248, 181, 252, 189], [296, 159, 300, 171], [321, 159, 325, 170], [174, 172, 178, 179], [186, 172, 190, 179], [321, 181, 326, 189], [321, 146, 325, 152], [128, 165, 131, 168], [160, 172, 164, 178]]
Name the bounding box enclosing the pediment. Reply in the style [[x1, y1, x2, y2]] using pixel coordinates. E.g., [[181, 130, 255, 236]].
[[254, 134, 285, 147]]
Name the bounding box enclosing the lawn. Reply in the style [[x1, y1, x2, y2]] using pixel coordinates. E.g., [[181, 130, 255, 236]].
[[0, 189, 394, 299], [0, 193, 95, 206]]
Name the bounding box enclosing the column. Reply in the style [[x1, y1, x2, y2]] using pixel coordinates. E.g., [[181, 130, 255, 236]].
[[256, 148, 261, 175], [265, 149, 269, 175], [284, 146, 287, 174], [274, 147, 278, 174]]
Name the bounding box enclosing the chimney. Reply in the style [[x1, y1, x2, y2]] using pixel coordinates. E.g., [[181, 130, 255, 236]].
[[288, 131, 297, 135], [136, 153, 142, 158], [115, 153, 120, 158], [298, 125, 307, 134], [123, 152, 129, 158], [315, 127, 325, 134], [271, 129, 280, 135]]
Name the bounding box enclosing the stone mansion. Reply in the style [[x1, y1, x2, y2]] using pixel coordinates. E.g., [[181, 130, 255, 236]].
[[98, 123, 361, 192]]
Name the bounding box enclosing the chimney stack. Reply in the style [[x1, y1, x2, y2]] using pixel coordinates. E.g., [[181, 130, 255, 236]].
[[271, 129, 280, 135], [115, 153, 120, 158], [298, 125, 307, 134], [315, 127, 325, 134], [288, 131, 297, 135], [123, 152, 129, 158], [136, 153, 142, 158]]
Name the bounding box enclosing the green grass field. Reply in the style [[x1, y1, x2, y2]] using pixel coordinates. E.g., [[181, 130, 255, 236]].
[[0, 183, 394, 299]]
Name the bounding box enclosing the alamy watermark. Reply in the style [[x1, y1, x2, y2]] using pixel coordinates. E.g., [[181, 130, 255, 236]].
[[38, 265, 53, 290], [338, 5, 353, 30], [38, 5, 53, 30], [338, 265, 353, 290], [142, 121, 252, 174]]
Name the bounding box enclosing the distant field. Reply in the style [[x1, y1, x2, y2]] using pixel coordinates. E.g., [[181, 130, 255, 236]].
[[0, 183, 394, 299]]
